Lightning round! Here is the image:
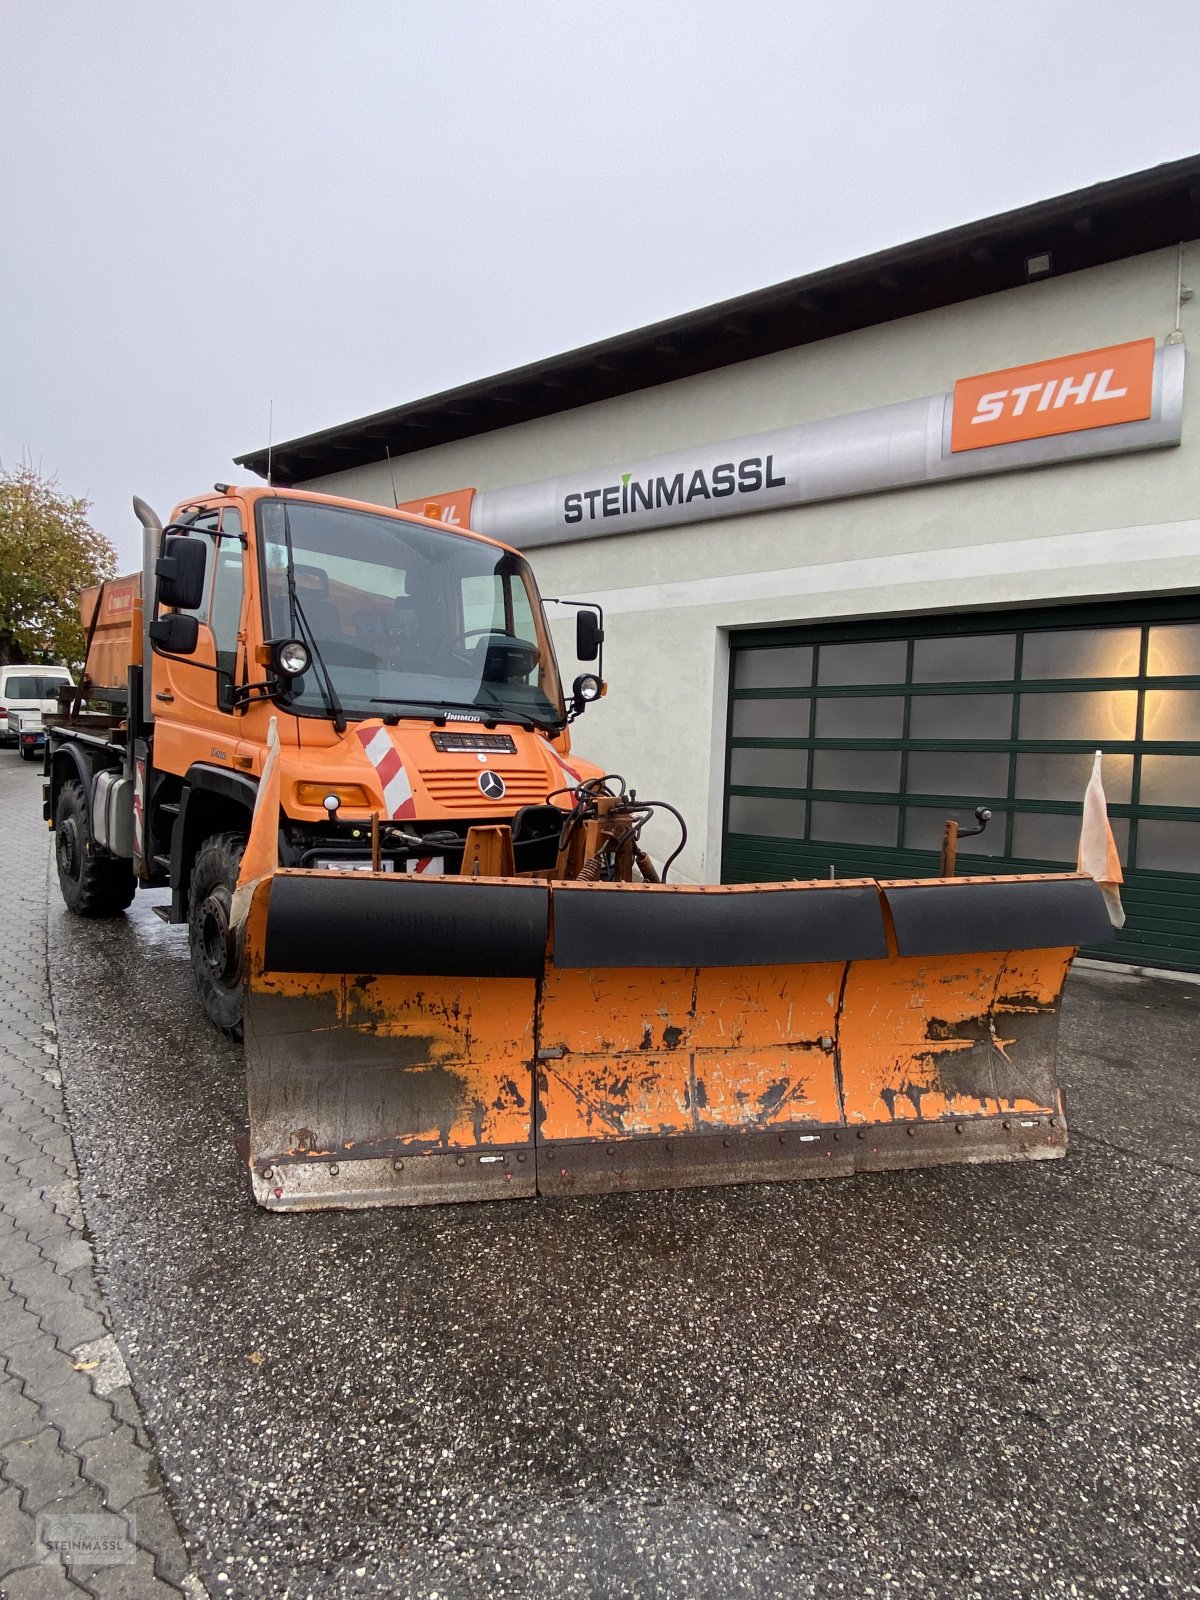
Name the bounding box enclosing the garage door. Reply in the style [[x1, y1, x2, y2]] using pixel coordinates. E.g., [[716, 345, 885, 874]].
[[723, 600, 1200, 971]]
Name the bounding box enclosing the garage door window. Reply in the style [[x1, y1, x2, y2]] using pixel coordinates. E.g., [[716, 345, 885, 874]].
[[725, 601, 1200, 970]]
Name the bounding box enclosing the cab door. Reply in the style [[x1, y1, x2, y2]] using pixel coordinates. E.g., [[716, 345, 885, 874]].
[[150, 505, 248, 780]]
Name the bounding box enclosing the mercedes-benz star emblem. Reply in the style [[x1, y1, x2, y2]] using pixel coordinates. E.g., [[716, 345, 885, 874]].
[[478, 770, 506, 800]]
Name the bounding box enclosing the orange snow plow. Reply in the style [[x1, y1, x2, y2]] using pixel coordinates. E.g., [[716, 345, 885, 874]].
[[242, 867, 1112, 1211]]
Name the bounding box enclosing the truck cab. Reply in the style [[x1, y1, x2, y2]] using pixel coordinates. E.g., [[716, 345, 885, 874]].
[[45, 486, 605, 1036]]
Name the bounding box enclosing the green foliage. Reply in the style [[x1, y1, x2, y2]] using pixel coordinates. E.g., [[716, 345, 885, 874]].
[[0, 465, 117, 668]]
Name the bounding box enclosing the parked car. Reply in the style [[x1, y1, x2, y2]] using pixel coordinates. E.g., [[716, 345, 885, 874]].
[[0, 666, 74, 751]]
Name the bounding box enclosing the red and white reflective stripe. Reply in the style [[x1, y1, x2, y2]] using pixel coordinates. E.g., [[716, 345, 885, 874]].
[[553, 752, 583, 791], [355, 725, 416, 820], [132, 758, 146, 862], [404, 856, 444, 876]]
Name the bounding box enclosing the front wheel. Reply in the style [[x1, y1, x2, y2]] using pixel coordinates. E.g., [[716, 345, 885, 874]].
[[54, 779, 136, 917], [187, 832, 248, 1040]]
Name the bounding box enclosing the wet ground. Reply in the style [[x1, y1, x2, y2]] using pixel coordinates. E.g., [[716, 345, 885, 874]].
[[28, 764, 1199, 1597]]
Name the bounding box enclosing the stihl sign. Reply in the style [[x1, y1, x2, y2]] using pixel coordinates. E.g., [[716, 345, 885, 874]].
[[951, 338, 1155, 452], [396, 487, 475, 527]]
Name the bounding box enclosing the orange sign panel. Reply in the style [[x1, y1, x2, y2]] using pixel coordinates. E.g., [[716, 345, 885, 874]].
[[396, 487, 476, 528], [951, 338, 1155, 453]]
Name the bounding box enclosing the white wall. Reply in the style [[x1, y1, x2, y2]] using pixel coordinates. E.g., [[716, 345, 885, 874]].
[[290, 244, 1200, 881]]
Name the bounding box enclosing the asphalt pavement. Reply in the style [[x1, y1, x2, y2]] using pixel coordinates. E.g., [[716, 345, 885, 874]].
[[3, 753, 1195, 1598]]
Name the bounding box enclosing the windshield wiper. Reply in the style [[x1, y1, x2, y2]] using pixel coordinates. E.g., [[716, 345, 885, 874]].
[[370, 697, 563, 732], [282, 504, 347, 734]]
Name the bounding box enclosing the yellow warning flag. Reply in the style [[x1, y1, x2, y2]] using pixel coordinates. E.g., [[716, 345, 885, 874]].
[[231, 715, 281, 931], [1077, 749, 1125, 928]]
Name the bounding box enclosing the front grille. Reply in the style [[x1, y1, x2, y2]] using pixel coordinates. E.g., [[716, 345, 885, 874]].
[[418, 767, 549, 807]]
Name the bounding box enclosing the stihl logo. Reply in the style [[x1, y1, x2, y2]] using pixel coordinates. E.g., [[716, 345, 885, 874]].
[[971, 366, 1130, 424], [396, 487, 476, 528], [951, 338, 1155, 453]]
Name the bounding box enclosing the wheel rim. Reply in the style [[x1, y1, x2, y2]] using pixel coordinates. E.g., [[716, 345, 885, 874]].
[[199, 888, 239, 989], [57, 818, 81, 882]]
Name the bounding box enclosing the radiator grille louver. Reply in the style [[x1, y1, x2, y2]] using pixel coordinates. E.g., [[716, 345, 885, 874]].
[[417, 768, 548, 807]]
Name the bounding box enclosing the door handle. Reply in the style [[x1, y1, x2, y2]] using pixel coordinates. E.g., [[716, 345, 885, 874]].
[[155, 691, 175, 703]]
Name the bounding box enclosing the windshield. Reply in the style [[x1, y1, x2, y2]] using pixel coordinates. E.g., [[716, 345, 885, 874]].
[[256, 499, 565, 727]]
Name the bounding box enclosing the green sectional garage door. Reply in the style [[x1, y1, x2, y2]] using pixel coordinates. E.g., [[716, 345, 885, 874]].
[[723, 599, 1200, 971]]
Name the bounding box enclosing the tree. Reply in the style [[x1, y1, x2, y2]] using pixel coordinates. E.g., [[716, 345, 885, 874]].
[[0, 465, 117, 668]]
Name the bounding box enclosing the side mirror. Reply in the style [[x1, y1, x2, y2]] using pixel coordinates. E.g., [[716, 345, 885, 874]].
[[156, 534, 207, 610], [148, 612, 200, 655], [576, 608, 603, 662]]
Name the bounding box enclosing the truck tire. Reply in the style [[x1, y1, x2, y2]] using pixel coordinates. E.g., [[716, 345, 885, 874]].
[[188, 832, 248, 1041], [54, 780, 136, 917]]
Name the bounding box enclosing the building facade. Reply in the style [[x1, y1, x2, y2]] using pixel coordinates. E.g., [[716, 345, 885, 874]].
[[238, 157, 1200, 969]]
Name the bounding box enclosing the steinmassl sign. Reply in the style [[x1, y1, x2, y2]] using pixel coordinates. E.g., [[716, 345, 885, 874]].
[[563, 455, 786, 526]]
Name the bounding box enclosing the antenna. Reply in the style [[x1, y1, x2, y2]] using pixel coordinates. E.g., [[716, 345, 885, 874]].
[[384, 445, 399, 509], [267, 400, 274, 487]]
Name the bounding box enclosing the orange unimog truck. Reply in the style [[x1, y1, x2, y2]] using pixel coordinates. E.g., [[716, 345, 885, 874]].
[[49, 485, 609, 1034], [45, 485, 1112, 1212]]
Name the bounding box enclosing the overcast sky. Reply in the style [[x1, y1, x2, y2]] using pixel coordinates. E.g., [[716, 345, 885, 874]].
[[2, 0, 1199, 567]]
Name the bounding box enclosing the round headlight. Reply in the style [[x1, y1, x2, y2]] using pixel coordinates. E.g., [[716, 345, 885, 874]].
[[277, 639, 310, 676], [574, 673, 603, 703]]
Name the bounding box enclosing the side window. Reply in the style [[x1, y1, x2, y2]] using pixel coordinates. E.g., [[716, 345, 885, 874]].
[[209, 547, 245, 678], [167, 507, 244, 696], [176, 511, 219, 625]]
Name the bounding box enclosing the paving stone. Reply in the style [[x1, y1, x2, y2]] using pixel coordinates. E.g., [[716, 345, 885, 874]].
[[76, 1548, 178, 1600], [0, 1560, 88, 1599], [103, 1391, 152, 1455], [48, 1387, 121, 1454], [33, 1300, 109, 1357], [0, 1234, 46, 1273], [37, 1237, 94, 1275], [6, 1341, 88, 1406], [0, 1427, 83, 1513], [0, 1371, 43, 1447], [0, 1287, 45, 1350], [0, 1479, 40, 1573], [79, 1428, 160, 1513], [1, 1200, 81, 1246], [0, 764, 189, 1597], [120, 1493, 192, 1585]]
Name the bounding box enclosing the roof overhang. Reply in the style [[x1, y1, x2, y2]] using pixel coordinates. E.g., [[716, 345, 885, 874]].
[[236, 153, 1200, 485]]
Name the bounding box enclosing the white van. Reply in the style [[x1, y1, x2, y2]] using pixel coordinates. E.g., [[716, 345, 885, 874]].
[[1, 665, 74, 754]]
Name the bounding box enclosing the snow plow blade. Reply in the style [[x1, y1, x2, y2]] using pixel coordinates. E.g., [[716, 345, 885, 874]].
[[242, 870, 1113, 1211]]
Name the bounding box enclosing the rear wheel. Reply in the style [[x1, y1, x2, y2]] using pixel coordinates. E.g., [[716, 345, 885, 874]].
[[54, 780, 136, 917], [187, 832, 247, 1040], [19, 743, 36, 761]]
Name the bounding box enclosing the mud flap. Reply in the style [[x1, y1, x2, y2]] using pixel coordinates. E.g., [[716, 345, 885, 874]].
[[243, 870, 1113, 1210]]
